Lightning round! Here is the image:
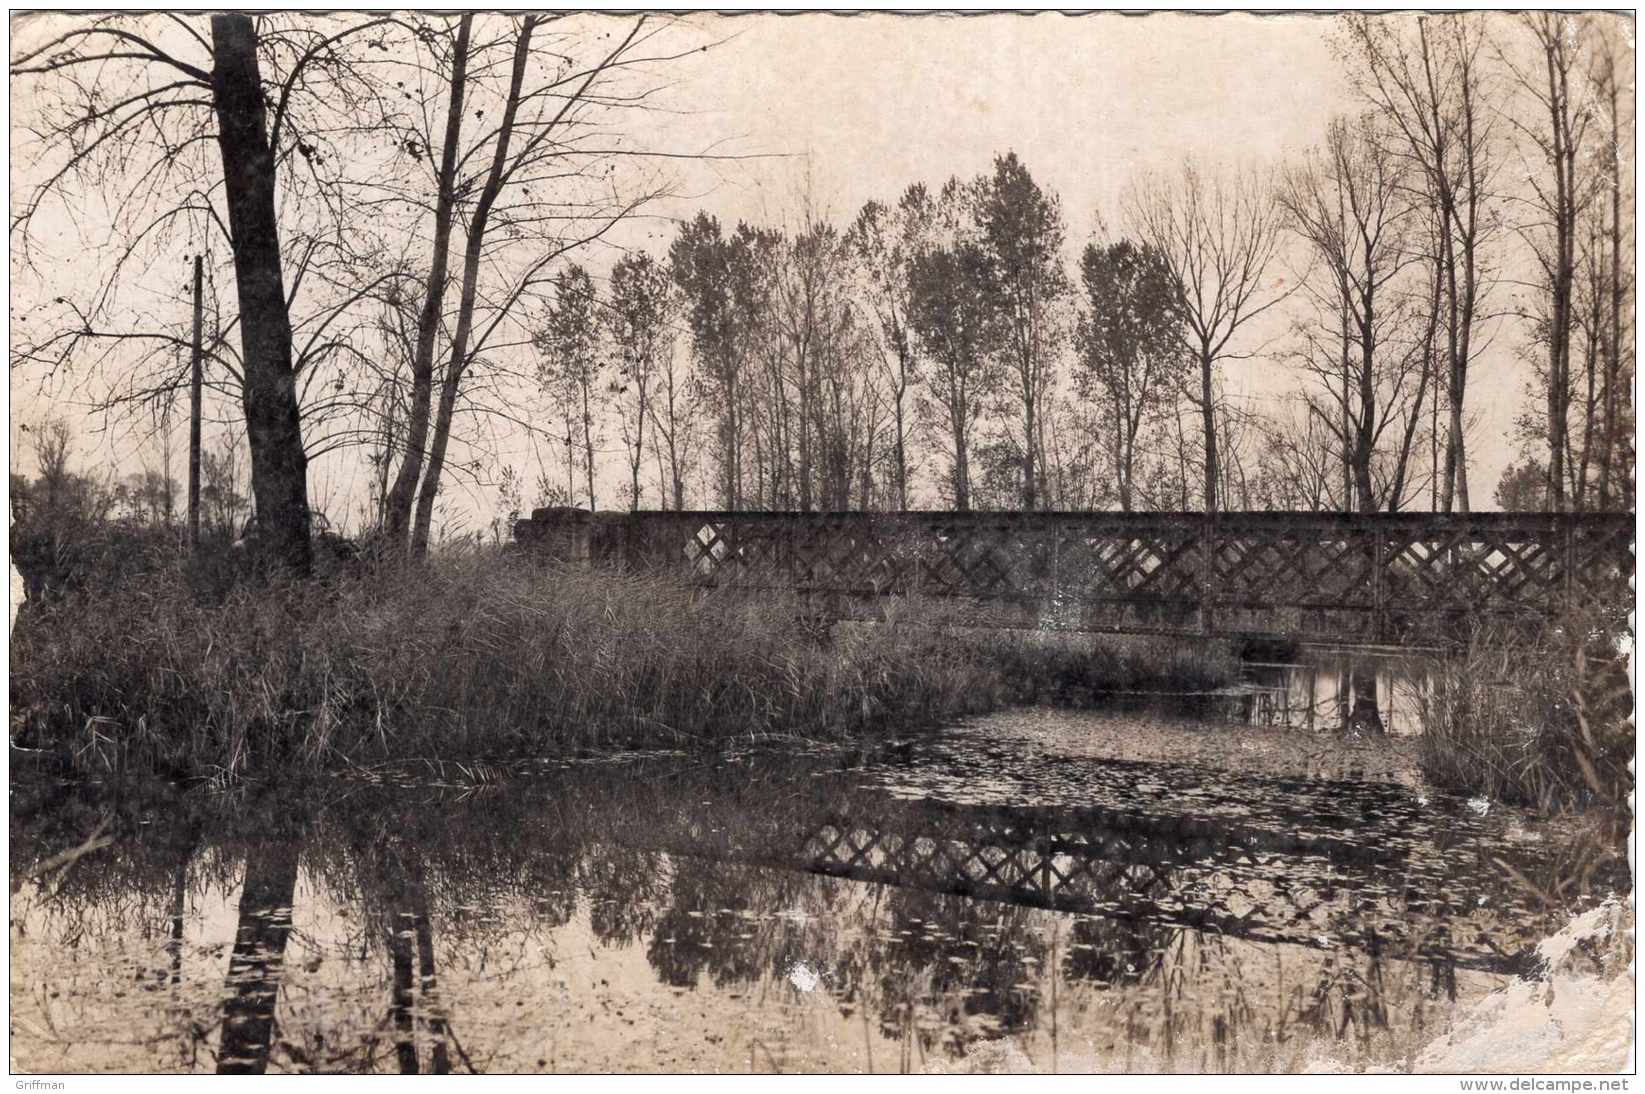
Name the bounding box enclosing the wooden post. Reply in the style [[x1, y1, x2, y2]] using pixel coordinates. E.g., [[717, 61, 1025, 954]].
[[187, 254, 204, 550]]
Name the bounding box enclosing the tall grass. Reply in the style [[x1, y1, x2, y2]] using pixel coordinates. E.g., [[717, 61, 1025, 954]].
[[1417, 612, 1632, 810], [10, 545, 1236, 780], [1416, 608, 1634, 896]]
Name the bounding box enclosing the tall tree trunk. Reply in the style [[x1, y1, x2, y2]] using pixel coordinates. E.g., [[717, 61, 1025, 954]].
[[892, 331, 911, 510], [1022, 381, 1038, 511], [385, 14, 471, 548], [1198, 346, 1219, 514], [1355, 288, 1379, 515], [1437, 204, 1463, 514], [413, 18, 536, 553], [1114, 398, 1132, 512], [581, 378, 597, 510], [796, 334, 814, 512], [1576, 231, 1603, 512], [377, 373, 398, 524], [211, 14, 311, 575], [1541, 30, 1579, 513], [651, 421, 669, 510], [1389, 277, 1438, 513], [628, 389, 645, 511], [1451, 23, 1485, 515], [1339, 291, 1353, 512], [950, 400, 971, 512], [724, 388, 741, 509], [1600, 68, 1623, 509]]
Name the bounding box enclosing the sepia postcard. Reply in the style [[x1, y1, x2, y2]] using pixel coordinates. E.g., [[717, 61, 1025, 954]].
[[6, 8, 1636, 1084]]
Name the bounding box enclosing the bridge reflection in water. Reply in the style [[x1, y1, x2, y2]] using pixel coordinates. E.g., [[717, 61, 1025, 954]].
[[11, 729, 1597, 1074], [645, 794, 1542, 979]]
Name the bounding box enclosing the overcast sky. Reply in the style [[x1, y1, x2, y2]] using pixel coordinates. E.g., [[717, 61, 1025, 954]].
[[649, 12, 1348, 236], [11, 10, 1607, 521]]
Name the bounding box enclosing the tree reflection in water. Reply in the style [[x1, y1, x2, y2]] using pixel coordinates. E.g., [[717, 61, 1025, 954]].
[[216, 841, 300, 1074], [9, 733, 1605, 1074]]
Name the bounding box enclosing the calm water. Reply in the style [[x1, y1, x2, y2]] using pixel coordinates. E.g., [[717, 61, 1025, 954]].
[[9, 678, 1609, 1075], [1228, 655, 1428, 736]]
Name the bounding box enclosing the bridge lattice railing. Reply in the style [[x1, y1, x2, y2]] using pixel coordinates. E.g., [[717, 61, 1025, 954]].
[[517, 509, 1635, 645]]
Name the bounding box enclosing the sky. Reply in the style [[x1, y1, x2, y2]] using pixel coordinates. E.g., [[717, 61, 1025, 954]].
[[9, 10, 1623, 525], [652, 11, 1349, 240]]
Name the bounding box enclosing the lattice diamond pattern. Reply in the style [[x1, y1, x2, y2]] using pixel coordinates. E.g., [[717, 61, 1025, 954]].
[[590, 511, 1632, 645]]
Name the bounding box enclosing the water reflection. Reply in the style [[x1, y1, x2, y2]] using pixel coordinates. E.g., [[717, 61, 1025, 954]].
[[1228, 656, 1427, 735], [217, 842, 299, 1074], [10, 714, 1609, 1074]]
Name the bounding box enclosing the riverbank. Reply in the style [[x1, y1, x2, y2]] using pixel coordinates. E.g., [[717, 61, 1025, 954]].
[[8, 549, 1240, 780]]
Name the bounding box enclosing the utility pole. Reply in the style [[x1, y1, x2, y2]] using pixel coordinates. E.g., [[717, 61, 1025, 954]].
[[188, 254, 203, 549]]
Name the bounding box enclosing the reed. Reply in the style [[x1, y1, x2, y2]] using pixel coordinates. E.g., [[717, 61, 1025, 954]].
[[1414, 608, 1634, 901], [1416, 612, 1632, 809], [9, 545, 1237, 779]]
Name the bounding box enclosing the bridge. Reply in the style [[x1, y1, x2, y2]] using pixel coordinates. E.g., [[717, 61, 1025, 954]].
[[514, 508, 1634, 648]]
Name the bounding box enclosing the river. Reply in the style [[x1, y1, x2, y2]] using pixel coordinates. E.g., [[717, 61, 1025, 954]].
[[8, 663, 1613, 1074]]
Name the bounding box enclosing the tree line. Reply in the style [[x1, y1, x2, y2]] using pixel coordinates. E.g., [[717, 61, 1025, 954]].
[[521, 12, 1634, 522], [10, 13, 1634, 574]]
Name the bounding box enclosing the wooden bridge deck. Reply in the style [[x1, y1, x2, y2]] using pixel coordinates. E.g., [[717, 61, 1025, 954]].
[[514, 509, 1635, 648]]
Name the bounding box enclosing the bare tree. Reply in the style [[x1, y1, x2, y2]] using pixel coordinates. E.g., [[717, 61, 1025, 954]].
[[845, 186, 934, 510], [606, 251, 679, 511], [906, 180, 1006, 512], [760, 209, 885, 511], [1590, 25, 1634, 510], [769, 220, 836, 510], [1249, 407, 1344, 512], [26, 419, 75, 512], [381, 13, 473, 546], [1036, 391, 1111, 510], [1126, 161, 1289, 513], [1495, 13, 1600, 511], [9, 13, 409, 570], [538, 264, 604, 511], [405, 15, 680, 551], [1280, 114, 1432, 513], [1073, 238, 1186, 511], [648, 316, 699, 511], [976, 152, 1070, 511], [1340, 12, 1501, 513], [672, 214, 756, 509], [201, 432, 252, 541]]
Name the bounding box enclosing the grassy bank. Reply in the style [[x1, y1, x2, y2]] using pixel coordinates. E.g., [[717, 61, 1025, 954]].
[[9, 547, 1238, 780], [1415, 609, 1634, 892], [1416, 613, 1632, 809]]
